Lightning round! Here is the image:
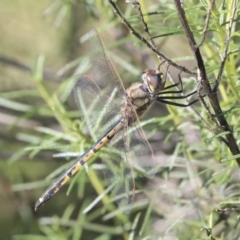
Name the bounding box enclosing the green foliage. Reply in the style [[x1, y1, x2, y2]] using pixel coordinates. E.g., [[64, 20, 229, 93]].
[[1, 0, 240, 239]]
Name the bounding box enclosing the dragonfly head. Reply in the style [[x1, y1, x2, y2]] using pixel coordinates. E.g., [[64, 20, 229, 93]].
[[142, 69, 165, 94]]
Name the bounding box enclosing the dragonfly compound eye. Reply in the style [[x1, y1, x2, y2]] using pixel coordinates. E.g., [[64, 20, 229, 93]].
[[142, 69, 164, 94]]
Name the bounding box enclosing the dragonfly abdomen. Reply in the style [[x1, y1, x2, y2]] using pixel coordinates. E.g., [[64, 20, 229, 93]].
[[35, 120, 124, 211]]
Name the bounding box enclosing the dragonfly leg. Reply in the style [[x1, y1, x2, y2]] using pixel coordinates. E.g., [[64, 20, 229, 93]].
[[156, 98, 199, 107], [156, 71, 205, 107], [157, 89, 197, 100], [158, 71, 185, 94]]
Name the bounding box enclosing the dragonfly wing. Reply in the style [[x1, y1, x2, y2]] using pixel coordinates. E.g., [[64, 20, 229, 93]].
[[87, 28, 124, 96], [101, 117, 154, 210], [101, 127, 132, 209], [74, 28, 125, 138], [74, 29, 132, 208], [74, 29, 155, 210], [127, 121, 155, 175], [74, 76, 121, 140]]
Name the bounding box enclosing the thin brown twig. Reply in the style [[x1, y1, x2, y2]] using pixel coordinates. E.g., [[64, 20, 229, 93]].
[[197, 0, 215, 48], [174, 0, 240, 166], [108, 0, 196, 76], [196, 70, 229, 146], [213, 0, 237, 92], [196, 69, 214, 121], [127, 1, 175, 88], [170, 69, 224, 143], [128, 0, 158, 50]]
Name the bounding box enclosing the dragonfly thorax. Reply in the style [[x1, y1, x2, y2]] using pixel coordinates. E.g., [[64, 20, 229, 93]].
[[142, 69, 164, 95], [124, 82, 155, 123]]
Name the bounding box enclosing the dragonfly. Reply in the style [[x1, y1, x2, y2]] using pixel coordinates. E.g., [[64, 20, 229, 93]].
[[35, 28, 198, 211]]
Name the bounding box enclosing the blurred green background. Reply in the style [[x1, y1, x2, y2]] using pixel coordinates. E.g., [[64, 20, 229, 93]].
[[1, 1, 240, 239]]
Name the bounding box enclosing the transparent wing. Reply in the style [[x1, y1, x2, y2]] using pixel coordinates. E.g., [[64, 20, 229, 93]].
[[101, 128, 131, 208], [101, 117, 154, 210], [74, 28, 155, 210], [74, 76, 121, 141], [74, 28, 124, 138], [127, 122, 155, 175]]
